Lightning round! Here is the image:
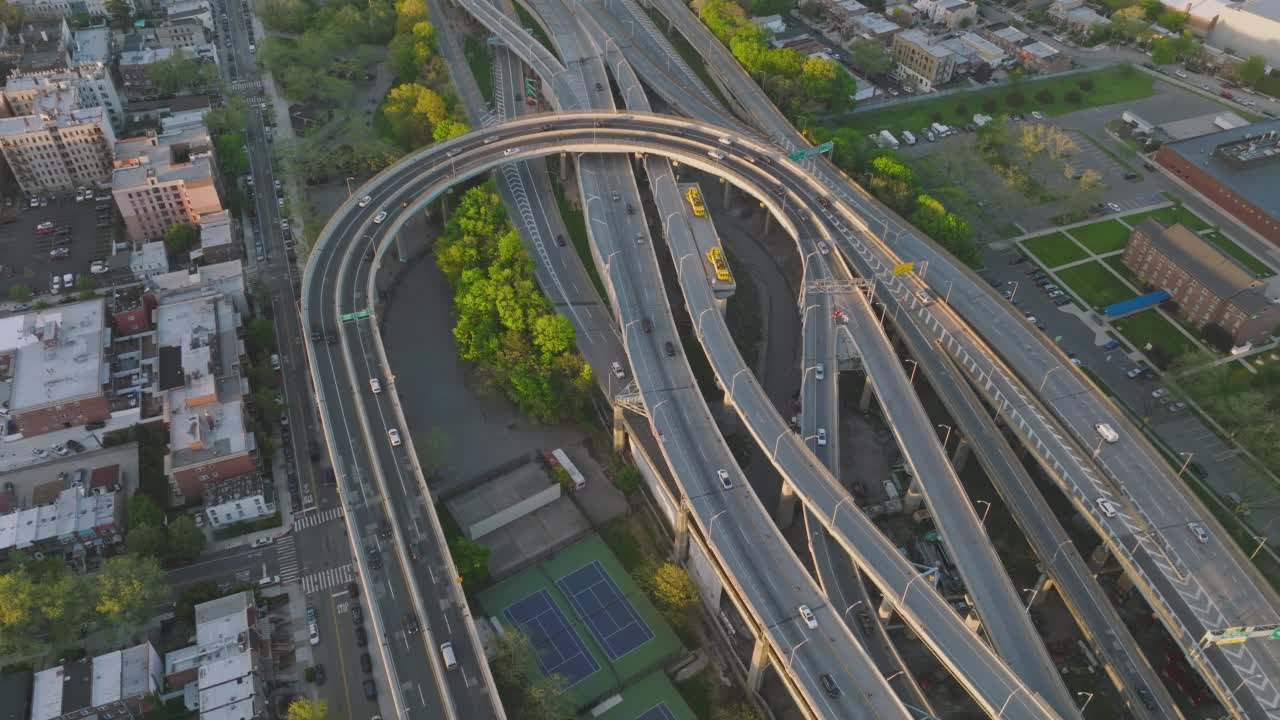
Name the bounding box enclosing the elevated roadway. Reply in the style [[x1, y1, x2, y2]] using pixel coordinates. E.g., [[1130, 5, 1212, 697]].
[[629, 3, 1280, 715], [305, 110, 1069, 720]]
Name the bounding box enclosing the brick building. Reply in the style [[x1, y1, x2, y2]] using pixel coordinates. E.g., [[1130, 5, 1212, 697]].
[[164, 592, 269, 720], [1122, 219, 1280, 345], [0, 299, 111, 437], [30, 643, 162, 720], [112, 116, 224, 244], [1155, 121, 1280, 245], [891, 29, 956, 92]]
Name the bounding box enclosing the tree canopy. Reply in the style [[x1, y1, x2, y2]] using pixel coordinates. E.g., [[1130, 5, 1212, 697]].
[[434, 186, 593, 421], [145, 51, 220, 95], [164, 223, 199, 255], [96, 555, 170, 624], [286, 698, 328, 720]]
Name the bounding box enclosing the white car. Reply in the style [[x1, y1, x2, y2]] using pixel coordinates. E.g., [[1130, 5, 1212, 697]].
[[717, 468, 732, 489], [718, 136, 733, 145], [90, 260, 109, 274], [1107, 202, 1122, 213], [32, 447, 47, 458], [308, 624, 320, 646], [1151, 388, 1168, 399], [387, 428, 402, 447], [502, 147, 520, 156], [816, 428, 827, 446], [915, 290, 934, 306], [373, 211, 388, 224], [814, 363, 825, 381], [252, 536, 273, 548], [1095, 497, 1118, 517], [1094, 423, 1119, 443], [816, 241, 829, 255], [369, 377, 382, 394], [610, 361, 625, 380], [1188, 522, 1209, 543], [1126, 367, 1144, 379], [257, 575, 279, 588], [1030, 111, 1045, 120], [358, 195, 372, 208], [798, 604, 817, 629]]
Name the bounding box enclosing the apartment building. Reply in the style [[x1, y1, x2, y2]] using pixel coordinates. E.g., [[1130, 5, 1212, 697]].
[[113, 119, 223, 243], [164, 592, 268, 720], [0, 19, 72, 72], [982, 23, 1071, 72], [0, 299, 112, 437], [203, 474, 274, 527], [1155, 121, 1280, 244], [1123, 219, 1280, 345], [156, 280, 254, 501], [891, 29, 956, 91], [30, 644, 161, 720], [13, 0, 122, 20], [0, 85, 114, 195], [4, 62, 124, 130], [913, 0, 976, 29]]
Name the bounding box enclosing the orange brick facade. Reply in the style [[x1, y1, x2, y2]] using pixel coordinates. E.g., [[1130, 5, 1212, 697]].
[[1155, 146, 1280, 245], [171, 452, 258, 500], [14, 394, 110, 437]]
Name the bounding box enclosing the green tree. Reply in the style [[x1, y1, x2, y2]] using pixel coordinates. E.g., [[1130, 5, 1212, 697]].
[[0, 0, 24, 28], [286, 698, 328, 720], [215, 131, 249, 178], [95, 555, 170, 624], [0, 571, 36, 632], [105, 0, 130, 28], [127, 524, 169, 559], [491, 631, 570, 720], [799, 0, 821, 19], [163, 223, 199, 255], [1239, 55, 1267, 86], [713, 704, 762, 720], [7, 284, 31, 302], [167, 516, 207, 563], [849, 38, 892, 77], [381, 83, 449, 149], [245, 317, 277, 358], [128, 494, 165, 530], [75, 274, 97, 292], [447, 534, 491, 589], [641, 562, 698, 613], [1156, 10, 1188, 31]]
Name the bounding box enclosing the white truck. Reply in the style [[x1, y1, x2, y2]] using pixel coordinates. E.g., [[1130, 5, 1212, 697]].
[[877, 129, 900, 149], [547, 448, 586, 490], [901, 130, 917, 146]]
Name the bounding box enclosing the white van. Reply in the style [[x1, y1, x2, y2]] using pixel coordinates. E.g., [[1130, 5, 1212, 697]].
[[270, 353, 281, 371], [440, 642, 457, 671], [1094, 423, 1119, 443]]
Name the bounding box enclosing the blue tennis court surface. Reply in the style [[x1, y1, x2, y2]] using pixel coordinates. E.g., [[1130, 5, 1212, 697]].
[[636, 703, 678, 720], [557, 560, 654, 661], [503, 590, 600, 686]]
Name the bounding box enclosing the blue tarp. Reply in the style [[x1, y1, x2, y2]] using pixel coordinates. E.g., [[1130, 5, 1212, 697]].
[[1104, 290, 1171, 317]]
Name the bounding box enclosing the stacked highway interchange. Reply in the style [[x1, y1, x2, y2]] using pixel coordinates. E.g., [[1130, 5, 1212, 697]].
[[300, 0, 1280, 717]]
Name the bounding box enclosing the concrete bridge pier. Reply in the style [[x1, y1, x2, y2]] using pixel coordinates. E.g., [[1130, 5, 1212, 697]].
[[721, 178, 732, 206], [902, 474, 925, 515], [1028, 572, 1053, 609], [747, 636, 770, 691], [395, 230, 409, 263], [672, 503, 690, 563], [951, 438, 971, 472], [776, 482, 798, 529], [859, 379, 876, 413]]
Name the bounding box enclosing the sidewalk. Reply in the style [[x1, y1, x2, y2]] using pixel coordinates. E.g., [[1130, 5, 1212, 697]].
[[204, 443, 307, 553]]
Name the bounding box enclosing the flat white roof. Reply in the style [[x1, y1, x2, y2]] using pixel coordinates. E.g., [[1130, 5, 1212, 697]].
[[91, 650, 123, 707], [30, 666, 63, 720], [4, 299, 106, 412]]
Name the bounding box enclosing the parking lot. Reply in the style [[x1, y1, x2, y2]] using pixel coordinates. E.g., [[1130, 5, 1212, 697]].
[[0, 191, 119, 301]]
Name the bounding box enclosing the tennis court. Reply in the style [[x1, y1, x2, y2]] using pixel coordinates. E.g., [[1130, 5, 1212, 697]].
[[636, 704, 680, 720], [503, 589, 600, 687], [557, 560, 655, 661]]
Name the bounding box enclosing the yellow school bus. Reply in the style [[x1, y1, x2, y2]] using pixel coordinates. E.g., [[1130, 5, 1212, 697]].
[[685, 187, 706, 217], [706, 247, 732, 282]]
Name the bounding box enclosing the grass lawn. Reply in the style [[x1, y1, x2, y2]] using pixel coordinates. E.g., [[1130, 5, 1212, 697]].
[[1069, 219, 1132, 254], [1113, 309, 1198, 357], [463, 35, 494, 103], [842, 65, 1155, 135], [1022, 232, 1089, 268], [1122, 204, 1210, 232], [1204, 230, 1275, 278], [1056, 261, 1136, 307], [1103, 255, 1140, 286]]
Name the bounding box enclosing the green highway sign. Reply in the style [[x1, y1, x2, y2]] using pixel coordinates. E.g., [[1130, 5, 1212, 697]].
[[339, 313, 356, 323], [340, 309, 373, 323], [354, 309, 372, 319], [788, 141, 834, 162]]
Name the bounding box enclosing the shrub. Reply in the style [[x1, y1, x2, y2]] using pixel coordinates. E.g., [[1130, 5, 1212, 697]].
[[1065, 89, 1083, 104], [982, 97, 999, 113], [931, 111, 944, 123], [1035, 88, 1055, 105], [953, 103, 969, 118], [1006, 90, 1026, 107], [1078, 77, 1094, 92]]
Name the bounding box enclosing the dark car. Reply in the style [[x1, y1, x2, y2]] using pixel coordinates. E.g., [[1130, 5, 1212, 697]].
[[1053, 297, 1072, 306], [355, 627, 368, 647], [351, 604, 363, 626], [368, 547, 382, 570], [65, 439, 85, 453], [313, 664, 326, 685], [594, 82, 604, 91], [556, 234, 566, 247], [310, 326, 323, 342], [348, 581, 360, 599], [626, 202, 635, 215], [663, 341, 676, 357], [817, 196, 831, 208], [379, 521, 392, 539], [642, 318, 653, 334], [819, 673, 841, 698], [1137, 687, 1157, 710], [404, 613, 420, 635], [360, 652, 373, 673], [363, 678, 377, 699], [85, 420, 106, 431]]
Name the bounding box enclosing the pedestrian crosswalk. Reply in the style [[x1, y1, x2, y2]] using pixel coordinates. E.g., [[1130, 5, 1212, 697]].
[[293, 507, 343, 531], [275, 535, 299, 584], [302, 564, 354, 595]]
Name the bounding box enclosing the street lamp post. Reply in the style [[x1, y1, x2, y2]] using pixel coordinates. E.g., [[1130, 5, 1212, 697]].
[[885, 670, 905, 683], [344, 176, 356, 197], [1251, 535, 1268, 560], [787, 638, 810, 669], [1022, 586, 1038, 612], [1177, 451, 1195, 478], [843, 600, 864, 619], [1008, 280, 1020, 302], [1234, 674, 1262, 694], [904, 358, 919, 384], [1076, 691, 1094, 712], [975, 500, 992, 526], [937, 423, 952, 450], [1039, 365, 1061, 393]]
